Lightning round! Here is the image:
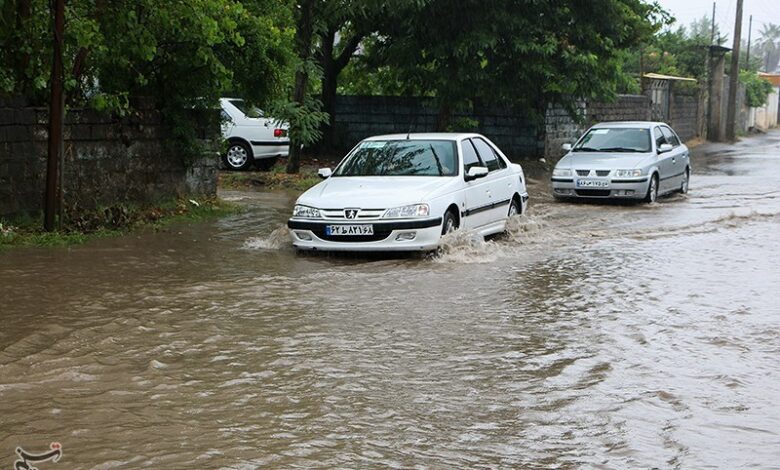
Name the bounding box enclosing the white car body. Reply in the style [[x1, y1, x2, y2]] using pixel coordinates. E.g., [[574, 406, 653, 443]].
[[220, 98, 290, 170], [287, 133, 529, 252]]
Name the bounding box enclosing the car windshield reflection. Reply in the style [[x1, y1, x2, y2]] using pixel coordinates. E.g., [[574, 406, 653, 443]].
[[334, 140, 458, 177], [574, 128, 651, 153]]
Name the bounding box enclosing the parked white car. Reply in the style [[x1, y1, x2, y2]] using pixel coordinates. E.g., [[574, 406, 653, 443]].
[[220, 98, 290, 171], [551, 121, 690, 203], [287, 133, 529, 252]]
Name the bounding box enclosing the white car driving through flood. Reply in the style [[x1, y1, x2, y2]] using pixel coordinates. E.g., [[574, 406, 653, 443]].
[[551, 121, 691, 203], [287, 133, 529, 251]]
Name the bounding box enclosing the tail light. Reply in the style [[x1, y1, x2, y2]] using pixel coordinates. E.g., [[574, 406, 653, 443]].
[[274, 129, 287, 138]]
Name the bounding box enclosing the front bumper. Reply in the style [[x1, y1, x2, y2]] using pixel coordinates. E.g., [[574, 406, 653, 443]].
[[551, 177, 649, 199], [287, 217, 444, 252]]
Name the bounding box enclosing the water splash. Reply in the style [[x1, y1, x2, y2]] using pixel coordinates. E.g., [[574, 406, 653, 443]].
[[243, 225, 292, 251]]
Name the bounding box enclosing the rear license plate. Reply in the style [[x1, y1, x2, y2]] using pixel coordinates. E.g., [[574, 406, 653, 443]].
[[576, 179, 609, 188], [325, 225, 374, 236]]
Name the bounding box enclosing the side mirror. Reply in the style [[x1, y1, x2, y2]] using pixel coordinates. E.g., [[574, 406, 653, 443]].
[[465, 166, 489, 181], [657, 143, 673, 154], [317, 168, 332, 179], [562, 143, 572, 151]]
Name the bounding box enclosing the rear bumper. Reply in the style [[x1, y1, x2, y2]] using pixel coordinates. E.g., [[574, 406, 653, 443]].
[[251, 142, 289, 158], [287, 218, 443, 252], [551, 178, 649, 199]]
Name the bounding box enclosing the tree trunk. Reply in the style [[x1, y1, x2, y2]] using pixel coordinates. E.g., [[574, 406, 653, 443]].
[[45, 0, 65, 231], [285, 0, 315, 174], [435, 102, 452, 131], [319, 28, 338, 152]]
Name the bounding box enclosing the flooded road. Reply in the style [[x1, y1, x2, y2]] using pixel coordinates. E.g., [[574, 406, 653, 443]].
[[2, 131, 780, 469]]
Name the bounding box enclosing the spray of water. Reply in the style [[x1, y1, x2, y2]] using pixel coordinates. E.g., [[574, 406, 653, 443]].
[[243, 225, 292, 251]]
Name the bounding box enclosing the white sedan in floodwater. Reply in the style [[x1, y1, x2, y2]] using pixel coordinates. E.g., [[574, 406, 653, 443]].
[[287, 133, 529, 251], [551, 121, 691, 203]]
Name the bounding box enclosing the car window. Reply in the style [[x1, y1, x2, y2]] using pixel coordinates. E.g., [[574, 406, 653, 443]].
[[229, 99, 263, 118], [654, 127, 667, 148], [334, 140, 457, 177], [461, 140, 483, 173], [472, 138, 501, 171], [573, 128, 651, 153], [661, 126, 680, 146]]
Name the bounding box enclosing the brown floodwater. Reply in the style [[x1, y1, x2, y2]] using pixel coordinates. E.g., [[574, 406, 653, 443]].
[[2, 132, 780, 469]]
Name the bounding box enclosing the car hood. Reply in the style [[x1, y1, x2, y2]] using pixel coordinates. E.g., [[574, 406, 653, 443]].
[[557, 152, 654, 169], [297, 176, 455, 209]]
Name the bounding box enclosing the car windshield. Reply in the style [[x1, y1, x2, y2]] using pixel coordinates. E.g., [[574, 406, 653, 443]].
[[574, 128, 651, 153], [334, 140, 458, 177]]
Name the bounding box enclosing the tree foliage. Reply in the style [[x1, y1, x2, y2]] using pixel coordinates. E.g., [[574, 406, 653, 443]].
[[740, 70, 774, 108]]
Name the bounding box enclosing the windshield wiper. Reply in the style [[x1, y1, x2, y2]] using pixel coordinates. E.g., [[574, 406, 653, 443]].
[[598, 147, 645, 153], [429, 144, 444, 176], [574, 147, 600, 152]]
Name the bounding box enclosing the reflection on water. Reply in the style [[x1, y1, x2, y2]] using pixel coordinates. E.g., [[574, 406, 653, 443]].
[[2, 134, 780, 468]]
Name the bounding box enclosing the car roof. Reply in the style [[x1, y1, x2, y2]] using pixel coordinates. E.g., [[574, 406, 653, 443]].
[[363, 133, 482, 141], [591, 121, 669, 129]]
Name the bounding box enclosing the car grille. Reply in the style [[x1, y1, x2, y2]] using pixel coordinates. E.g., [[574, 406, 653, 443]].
[[596, 170, 611, 177], [576, 169, 590, 176], [321, 208, 385, 220], [576, 189, 611, 197]]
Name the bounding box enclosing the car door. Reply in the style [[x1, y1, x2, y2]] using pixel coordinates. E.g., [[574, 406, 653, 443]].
[[660, 125, 686, 190], [471, 137, 513, 222], [460, 139, 493, 229], [653, 126, 675, 193], [228, 99, 276, 157]]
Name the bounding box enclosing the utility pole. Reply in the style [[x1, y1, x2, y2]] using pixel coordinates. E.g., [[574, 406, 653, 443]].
[[711, 2, 716, 45], [725, 0, 743, 142], [745, 15, 752, 70], [44, 0, 65, 231]]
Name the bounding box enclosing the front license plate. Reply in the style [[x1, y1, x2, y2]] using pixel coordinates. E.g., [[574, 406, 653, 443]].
[[576, 179, 609, 188], [325, 224, 374, 236]]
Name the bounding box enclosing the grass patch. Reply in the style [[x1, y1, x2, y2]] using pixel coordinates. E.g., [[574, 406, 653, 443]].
[[220, 164, 321, 192], [1, 197, 240, 250]]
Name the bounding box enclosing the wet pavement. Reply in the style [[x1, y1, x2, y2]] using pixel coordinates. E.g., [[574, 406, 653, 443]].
[[2, 131, 780, 469]]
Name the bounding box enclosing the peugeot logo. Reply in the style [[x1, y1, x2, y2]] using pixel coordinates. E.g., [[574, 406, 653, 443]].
[[344, 209, 359, 219]]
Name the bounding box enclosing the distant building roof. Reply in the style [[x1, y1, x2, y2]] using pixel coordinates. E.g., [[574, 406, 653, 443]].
[[758, 72, 780, 87], [642, 73, 697, 83]]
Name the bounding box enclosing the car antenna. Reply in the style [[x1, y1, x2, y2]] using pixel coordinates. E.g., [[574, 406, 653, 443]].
[[406, 112, 419, 140]]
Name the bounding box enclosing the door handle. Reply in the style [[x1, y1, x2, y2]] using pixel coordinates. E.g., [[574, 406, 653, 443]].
[[672, 158, 676, 164]]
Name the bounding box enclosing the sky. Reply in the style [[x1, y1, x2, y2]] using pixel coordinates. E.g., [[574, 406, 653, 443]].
[[653, 0, 780, 42]]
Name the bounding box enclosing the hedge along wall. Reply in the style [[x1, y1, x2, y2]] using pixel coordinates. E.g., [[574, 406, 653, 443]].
[[0, 96, 219, 217]]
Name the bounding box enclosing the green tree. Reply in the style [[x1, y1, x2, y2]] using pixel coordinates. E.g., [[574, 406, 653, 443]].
[[756, 23, 780, 72], [363, 0, 667, 129]]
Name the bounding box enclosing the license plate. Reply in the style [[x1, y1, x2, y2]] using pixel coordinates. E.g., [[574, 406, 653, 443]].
[[576, 179, 609, 188], [325, 224, 374, 236]]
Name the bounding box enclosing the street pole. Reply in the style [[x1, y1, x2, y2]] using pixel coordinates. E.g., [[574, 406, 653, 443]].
[[725, 0, 743, 142], [745, 15, 752, 70], [44, 0, 65, 231], [711, 2, 716, 45]]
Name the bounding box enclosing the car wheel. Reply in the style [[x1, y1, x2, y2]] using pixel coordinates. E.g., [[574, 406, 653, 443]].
[[680, 168, 690, 194], [224, 141, 253, 171], [254, 157, 277, 172], [644, 174, 659, 203], [508, 198, 521, 217], [441, 209, 458, 235]]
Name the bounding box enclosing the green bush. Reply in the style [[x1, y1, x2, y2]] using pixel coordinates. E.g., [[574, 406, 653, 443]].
[[740, 71, 774, 108]]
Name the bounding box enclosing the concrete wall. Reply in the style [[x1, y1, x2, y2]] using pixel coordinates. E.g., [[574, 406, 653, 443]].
[[752, 87, 779, 130], [0, 96, 218, 217], [332, 96, 540, 159], [333, 93, 698, 165]]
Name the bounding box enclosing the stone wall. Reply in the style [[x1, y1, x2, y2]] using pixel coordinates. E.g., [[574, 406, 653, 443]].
[[333, 93, 702, 165], [544, 95, 653, 163], [0, 96, 218, 217]]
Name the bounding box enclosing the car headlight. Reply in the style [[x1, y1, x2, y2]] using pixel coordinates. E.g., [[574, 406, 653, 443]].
[[383, 204, 430, 219], [613, 169, 643, 178], [552, 168, 572, 177], [292, 205, 321, 218]]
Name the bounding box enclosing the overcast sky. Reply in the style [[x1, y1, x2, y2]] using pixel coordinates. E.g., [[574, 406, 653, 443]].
[[653, 0, 780, 41]]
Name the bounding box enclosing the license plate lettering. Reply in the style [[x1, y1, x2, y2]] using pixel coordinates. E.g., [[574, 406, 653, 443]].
[[576, 179, 609, 188], [325, 224, 374, 236]]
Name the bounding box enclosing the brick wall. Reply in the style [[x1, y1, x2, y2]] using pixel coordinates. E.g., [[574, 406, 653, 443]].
[[0, 96, 218, 217], [669, 92, 700, 142]]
